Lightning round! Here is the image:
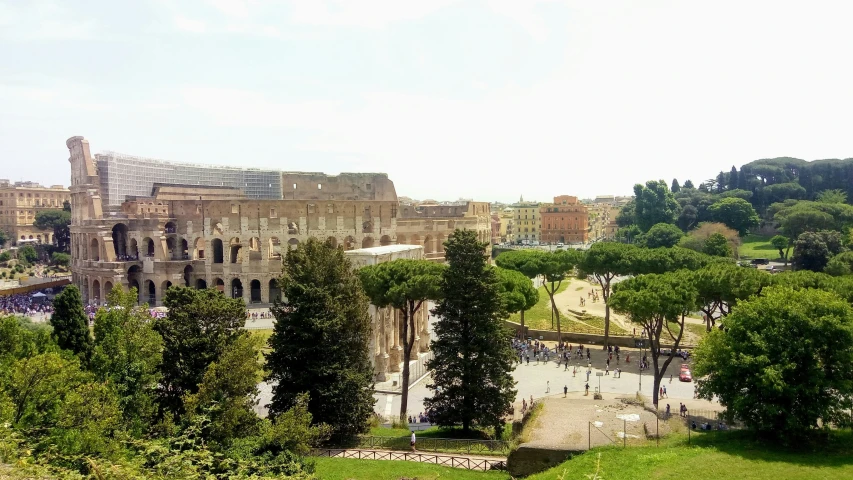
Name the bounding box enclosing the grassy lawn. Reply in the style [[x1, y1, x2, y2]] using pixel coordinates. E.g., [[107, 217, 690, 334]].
[[528, 430, 853, 480], [509, 283, 629, 336], [313, 457, 510, 480], [737, 234, 781, 261], [366, 425, 511, 456]]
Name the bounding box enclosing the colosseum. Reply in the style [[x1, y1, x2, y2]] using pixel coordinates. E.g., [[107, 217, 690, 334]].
[[67, 136, 491, 380]]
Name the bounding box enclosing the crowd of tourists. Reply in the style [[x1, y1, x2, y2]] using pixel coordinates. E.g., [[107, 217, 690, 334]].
[[0, 293, 54, 316]]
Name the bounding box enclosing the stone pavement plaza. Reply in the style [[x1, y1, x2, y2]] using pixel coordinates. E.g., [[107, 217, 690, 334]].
[[375, 344, 721, 421]]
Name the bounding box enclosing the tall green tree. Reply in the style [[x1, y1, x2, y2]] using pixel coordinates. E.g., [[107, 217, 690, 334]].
[[637, 222, 683, 248], [709, 197, 761, 236], [50, 285, 93, 364], [425, 229, 516, 434], [702, 232, 733, 257], [17, 245, 38, 264], [578, 242, 638, 348], [495, 249, 580, 343], [683, 179, 695, 189], [360, 259, 445, 421], [816, 189, 848, 204], [266, 238, 374, 441], [91, 286, 163, 433], [183, 333, 264, 444], [33, 209, 72, 252], [690, 262, 770, 331], [694, 287, 853, 438], [609, 271, 697, 407], [792, 230, 845, 272], [728, 166, 739, 191], [155, 286, 246, 416], [633, 180, 681, 231], [770, 234, 792, 265], [825, 251, 853, 276], [670, 179, 680, 193], [495, 267, 539, 337]]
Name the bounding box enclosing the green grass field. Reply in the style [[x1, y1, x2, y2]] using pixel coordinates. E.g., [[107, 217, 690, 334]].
[[737, 234, 781, 261], [528, 430, 853, 480], [313, 457, 510, 480]]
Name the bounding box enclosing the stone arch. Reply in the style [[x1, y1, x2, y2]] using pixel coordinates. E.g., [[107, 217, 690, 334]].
[[183, 265, 193, 287], [164, 221, 177, 234], [436, 233, 446, 253], [269, 279, 281, 303], [362, 237, 374, 248], [194, 238, 205, 259], [268, 237, 281, 258], [196, 278, 207, 289], [144, 280, 156, 305], [212, 238, 224, 263], [326, 236, 338, 248], [91, 279, 101, 304], [166, 236, 178, 259], [89, 237, 100, 261], [396, 234, 407, 245], [344, 236, 356, 250], [287, 238, 299, 251], [36, 234, 42, 243], [180, 238, 189, 259], [214, 278, 225, 293], [143, 237, 154, 257], [231, 278, 243, 299], [410, 233, 421, 247], [104, 281, 114, 297], [249, 237, 261, 252], [250, 279, 261, 303], [162, 281, 173, 299], [229, 237, 242, 263], [112, 223, 129, 259], [380, 235, 391, 246], [423, 235, 434, 254], [129, 238, 139, 259]]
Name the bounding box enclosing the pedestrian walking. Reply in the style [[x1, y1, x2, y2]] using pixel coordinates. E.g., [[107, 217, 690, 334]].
[[564, 385, 568, 397], [585, 383, 590, 396], [670, 374, 673, 383], [663, 385, 667, 398], [411, 431, 417, 452], [546, 381, 550, 393]]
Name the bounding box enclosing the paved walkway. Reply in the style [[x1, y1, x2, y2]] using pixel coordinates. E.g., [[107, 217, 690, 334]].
[[311, 448, 507, 471]]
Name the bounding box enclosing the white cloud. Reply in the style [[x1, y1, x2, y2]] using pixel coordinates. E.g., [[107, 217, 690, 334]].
[[287, 0, 460, 29], [173, 14, 207, 33], [0, 0, 97, 40]]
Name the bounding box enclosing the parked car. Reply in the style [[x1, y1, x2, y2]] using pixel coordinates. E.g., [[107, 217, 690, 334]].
[[679, 364, 693, 382]]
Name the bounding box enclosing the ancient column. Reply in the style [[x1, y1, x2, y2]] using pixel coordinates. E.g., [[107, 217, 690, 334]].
[[374, 307, 389, 381], [419, 306, 431, 352], [388, 307, 402, 372]]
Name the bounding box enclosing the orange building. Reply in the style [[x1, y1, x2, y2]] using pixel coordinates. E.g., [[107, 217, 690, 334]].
[[540, 195, 589, 244]]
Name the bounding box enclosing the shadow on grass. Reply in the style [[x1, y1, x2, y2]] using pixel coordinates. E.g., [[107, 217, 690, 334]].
[[679, 429, 853, 468]]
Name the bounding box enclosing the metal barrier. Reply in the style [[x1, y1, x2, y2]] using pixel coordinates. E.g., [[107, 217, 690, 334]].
[[312, 448, 507, 471], [356, 435, 510, 455]]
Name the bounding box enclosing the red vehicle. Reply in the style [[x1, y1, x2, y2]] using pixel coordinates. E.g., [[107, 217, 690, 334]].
[[679, 364, 693, 382]]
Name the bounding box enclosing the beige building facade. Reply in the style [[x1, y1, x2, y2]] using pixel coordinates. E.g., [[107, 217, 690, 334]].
[[511, 198, 541, 243], [67, 136, 489, 380], [0, 180, 70, 246]]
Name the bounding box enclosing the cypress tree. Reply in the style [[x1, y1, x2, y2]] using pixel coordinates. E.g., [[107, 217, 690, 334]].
[[728, 166, 739, 191], [671, 178, 680, 193], [50, 285, 93, 364], [266, 238, 374, 442], [424, 229, 517, 434]]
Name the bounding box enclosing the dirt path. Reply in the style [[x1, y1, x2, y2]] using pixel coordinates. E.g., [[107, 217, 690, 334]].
[[552, 278, 633, 332]]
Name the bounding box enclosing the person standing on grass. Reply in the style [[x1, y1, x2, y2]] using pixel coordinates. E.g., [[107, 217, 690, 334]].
[[411, 431, 416, 452]]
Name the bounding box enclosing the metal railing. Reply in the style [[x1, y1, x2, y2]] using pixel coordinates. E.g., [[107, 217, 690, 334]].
[[311, 448, 507, 471], [356, 435, 510, 456]]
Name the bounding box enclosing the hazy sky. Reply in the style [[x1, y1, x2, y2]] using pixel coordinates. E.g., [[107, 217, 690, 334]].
[[2, 1, 852, 203]]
